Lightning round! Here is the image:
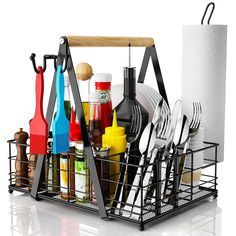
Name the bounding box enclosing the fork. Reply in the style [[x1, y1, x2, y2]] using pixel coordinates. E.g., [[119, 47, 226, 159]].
[[112, 105, 142, 213], [131, 111, 171, 219], [179, 102, 202, 186]]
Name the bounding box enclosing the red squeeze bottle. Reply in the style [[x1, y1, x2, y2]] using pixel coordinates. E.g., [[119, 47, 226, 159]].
[[94, 73, 112, 131]]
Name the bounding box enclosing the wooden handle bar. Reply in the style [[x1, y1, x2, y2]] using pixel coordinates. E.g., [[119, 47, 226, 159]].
[[65, 36, 154, 47]]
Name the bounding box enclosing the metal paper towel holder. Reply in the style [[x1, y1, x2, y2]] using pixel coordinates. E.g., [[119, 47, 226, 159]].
[[201, 2, 215, 25]]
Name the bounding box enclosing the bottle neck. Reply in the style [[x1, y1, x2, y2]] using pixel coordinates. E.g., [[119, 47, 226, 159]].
[[64, 84, 70, 101], [123, 67, 136, 99], [89, 102, 101, 121]]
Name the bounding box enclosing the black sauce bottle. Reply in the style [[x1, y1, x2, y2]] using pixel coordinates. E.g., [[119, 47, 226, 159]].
[[112, 67, 149, 187]]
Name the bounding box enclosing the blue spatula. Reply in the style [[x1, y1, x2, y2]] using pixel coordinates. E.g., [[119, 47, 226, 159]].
[[52, 65, 69, 154]]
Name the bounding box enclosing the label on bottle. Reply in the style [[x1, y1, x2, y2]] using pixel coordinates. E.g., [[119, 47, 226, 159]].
[[96, 90, 110, 104], [46, 155, 53, 191], [60, 156, 69, 195], [75, 148, 90, 202]]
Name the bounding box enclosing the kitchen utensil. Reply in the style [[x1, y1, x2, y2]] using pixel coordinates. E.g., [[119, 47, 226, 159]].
[[179, 102, 202, 187], [161, 100, 182, 197], [122, 100, 163, 217], [112, 105, 142, 213], [164, 100, 182, 153], [52, 65, 69, 154], [150, 113, 171, 201], [150, 113, 171, 204], [30, 66, 48, 155], [131, 109, 171, 219], [165, 115, 189, 202]]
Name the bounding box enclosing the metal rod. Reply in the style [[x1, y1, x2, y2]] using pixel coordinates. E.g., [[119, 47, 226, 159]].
[[140, 165, 144, 225], [190, 152, 193, 200], [9, 142, 12, 186], [157, 153, 162, 214], [173, 154, 179, 208], [129, 43, 131, 67], [67, 153, 70, 202], [138, 47, 150, 84], [149, 46, 169, 107], [214, 145, 218, 191], [64, 37, 107, 219]]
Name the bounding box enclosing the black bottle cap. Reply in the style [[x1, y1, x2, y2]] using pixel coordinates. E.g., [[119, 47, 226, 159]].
[[123, 67, 136, 98]]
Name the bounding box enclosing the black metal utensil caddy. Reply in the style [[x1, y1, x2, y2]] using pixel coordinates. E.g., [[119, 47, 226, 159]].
[[7, 36, 219, 231]]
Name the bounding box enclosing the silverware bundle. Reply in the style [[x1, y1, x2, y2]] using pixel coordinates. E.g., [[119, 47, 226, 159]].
[[113, 99, 202, 219]]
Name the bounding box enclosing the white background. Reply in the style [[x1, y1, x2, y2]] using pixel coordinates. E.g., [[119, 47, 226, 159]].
[[0, 0, 235, 235]]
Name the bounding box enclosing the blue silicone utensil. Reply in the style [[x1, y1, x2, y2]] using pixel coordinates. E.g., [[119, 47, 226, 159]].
[[52, 65, 69, 154]]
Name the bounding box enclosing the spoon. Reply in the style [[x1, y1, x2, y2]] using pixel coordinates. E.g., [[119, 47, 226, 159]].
[[174, 115, 189, 147], [139, 98, 163, 155], [164, 115, 189, 200], [122, 99, 162, 217]]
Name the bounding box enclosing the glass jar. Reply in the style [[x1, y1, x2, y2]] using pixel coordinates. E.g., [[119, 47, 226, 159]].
[[88, 92, 104, 148], [93, 73, 112, 130]]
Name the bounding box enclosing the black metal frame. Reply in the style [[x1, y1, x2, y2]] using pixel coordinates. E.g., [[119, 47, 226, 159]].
[[30, 36, 168, 219], [138, 46, 169, 107], [7, 36, 219, 231]]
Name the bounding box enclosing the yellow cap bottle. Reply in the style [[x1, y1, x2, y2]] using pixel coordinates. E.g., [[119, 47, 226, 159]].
[[102, 110, 127, 199]]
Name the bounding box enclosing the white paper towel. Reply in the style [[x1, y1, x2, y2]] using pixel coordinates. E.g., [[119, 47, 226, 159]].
[[181, 25, 227, 162]]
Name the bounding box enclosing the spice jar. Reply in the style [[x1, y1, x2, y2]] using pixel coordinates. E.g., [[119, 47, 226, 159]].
[[74, 141, 90, 203]]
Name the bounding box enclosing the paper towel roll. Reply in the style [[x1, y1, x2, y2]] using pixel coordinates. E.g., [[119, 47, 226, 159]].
[[181, 25, 227, 162]]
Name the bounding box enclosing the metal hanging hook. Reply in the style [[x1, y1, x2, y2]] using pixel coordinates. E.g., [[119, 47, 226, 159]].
[[30, 53, 40, 74], [201, 2, 215, 25], [30, 53, 58, 74], [43, 55, 58, 72]]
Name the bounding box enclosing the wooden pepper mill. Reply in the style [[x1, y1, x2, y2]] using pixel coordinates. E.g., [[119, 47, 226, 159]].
[[14, 128, 29, 187]]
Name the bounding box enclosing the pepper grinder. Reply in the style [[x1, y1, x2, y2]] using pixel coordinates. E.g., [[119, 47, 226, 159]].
[[14, 128, 29, 187]]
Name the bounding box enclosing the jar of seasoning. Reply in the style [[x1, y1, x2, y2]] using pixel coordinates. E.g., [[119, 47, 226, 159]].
[[91, 146, 110, 204], [45, 131, 60, 192], [74, 141, 90, 202], [93, 73, 112, 131], [60, 153, 71, 200]]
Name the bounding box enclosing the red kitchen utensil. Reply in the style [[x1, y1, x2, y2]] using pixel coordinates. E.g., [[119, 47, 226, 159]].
[[30, 66, 48, 154]]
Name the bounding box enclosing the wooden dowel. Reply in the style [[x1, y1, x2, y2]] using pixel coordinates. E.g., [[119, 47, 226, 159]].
[[65, 36, 154, 47]]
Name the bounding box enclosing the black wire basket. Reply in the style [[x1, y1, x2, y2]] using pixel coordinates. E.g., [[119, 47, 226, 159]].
[[8, 139, 218, 231]]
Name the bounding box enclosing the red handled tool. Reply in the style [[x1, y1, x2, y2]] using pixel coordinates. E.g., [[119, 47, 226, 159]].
[[30, 66, 48, 154]]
